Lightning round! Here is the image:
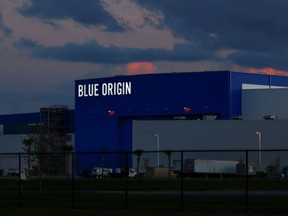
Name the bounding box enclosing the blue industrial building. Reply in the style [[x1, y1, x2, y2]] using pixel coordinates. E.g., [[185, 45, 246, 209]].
[[1, 70, 288, 173], [74, 71, 288, 169]]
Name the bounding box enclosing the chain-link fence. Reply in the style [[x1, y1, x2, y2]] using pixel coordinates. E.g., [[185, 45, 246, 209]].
[[1, 149, 288, 214]]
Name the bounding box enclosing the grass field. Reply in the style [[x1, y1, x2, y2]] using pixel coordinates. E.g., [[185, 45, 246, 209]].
[[1, 177, 288, 215]]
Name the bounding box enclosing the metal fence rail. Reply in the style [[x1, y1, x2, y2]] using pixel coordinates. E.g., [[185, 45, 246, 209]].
[[0, 149, 288, 213]]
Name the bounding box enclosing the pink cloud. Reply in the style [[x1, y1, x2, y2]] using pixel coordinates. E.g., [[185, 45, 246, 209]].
[[124, 62, 157, 75], [247, 67, 288, 76]]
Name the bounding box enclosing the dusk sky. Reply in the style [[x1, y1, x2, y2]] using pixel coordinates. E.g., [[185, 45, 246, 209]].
[[0, 0, 288, 114]]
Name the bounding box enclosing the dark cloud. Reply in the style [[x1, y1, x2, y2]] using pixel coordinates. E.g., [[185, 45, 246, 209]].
[[0, 13, 12, 37], [134, 0, 288, 47], [15, 38, 214, 64], [18, 0, 124, 32], [133, 0, 288, 70], [229, 51, 288, 71], [15, 0, 288, 71]]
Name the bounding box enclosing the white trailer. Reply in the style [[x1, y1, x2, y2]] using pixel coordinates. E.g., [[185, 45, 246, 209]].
[[173, 159, 239, 178]]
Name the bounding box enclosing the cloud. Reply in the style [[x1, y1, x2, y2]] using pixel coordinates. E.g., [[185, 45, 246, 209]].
[[247, 67, 288, 76], [124, 62, 157, 75], [15, 0, 288, 71], [18, 0, 125, 32], [15, 38, 214, 64], [134, 0, 288, 44], [0, 12, 12, 37], [133, 0, 288, 71], [228, 50, 288, 71]]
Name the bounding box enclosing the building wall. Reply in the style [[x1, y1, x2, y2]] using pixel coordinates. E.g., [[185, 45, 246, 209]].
[[133, 120, 288, 168], [243, 89, 288, 119], [75, 71, 288, 169], [75, 71, 232, 168]]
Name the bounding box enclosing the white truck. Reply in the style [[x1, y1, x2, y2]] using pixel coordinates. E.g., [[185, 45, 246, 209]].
[[90, 167, 137, 179], [173, 159, 239, 178], [90, 167, 112, 179], [111, 168, 138, 179]]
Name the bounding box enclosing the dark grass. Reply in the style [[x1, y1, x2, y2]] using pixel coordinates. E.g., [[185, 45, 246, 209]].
[[0, 208, 251, 216], [1, 191, 288, 214], [1, 194, 288, 215], [1, 178, 288, 215], [2, 177, 288, 191]]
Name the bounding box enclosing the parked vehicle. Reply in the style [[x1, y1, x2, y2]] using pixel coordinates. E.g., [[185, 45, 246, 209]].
[[7, 168, 20, 176], [89, 167, 137, 179], [90, 167, 112, 179], [236, 163, 257, 176], [173, 159, 239, 178], [128, 168, 137, 178], [110, 168, 137, 179]]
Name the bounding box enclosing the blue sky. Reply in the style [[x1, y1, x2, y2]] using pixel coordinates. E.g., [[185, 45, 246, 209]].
[[0, 0, 288, 114]]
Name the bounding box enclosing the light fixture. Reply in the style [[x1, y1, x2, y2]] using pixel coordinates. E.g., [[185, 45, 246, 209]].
[[108, 110, 116, 116], [183, 107, 191, 112]]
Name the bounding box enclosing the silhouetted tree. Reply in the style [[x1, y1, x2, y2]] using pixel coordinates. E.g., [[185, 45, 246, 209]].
[[22, 131, 52, 175], [164, 150, 172, 178], [133, 149, 144, 176], [22, 137, 33, 177]]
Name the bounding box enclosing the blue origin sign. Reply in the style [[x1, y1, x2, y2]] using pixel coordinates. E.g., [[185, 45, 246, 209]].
[[77, 82, 132, 97]]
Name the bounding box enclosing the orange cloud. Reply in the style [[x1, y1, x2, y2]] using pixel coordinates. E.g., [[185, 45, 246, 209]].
[[125, 62, 157, 75], [247, 67, 288, 76]]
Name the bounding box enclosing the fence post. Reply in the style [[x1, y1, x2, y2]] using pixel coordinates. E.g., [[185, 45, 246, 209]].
[[181, 150, 184, 211], [245, 150, 249, 213], [18, 153, 22, 207], [72, 152, 75, 208], [125, 151, 128, 209]]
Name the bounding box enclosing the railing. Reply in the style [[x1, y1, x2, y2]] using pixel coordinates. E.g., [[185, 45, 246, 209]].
[[0, 149, 288, 214]]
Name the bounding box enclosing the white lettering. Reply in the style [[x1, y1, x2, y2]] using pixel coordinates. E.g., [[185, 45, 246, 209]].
[[107, 83, 113, 95], [102, 83, 107, 96], [78, 84, 99, 97], [94, 84, 99, 96], [125, 82, 131, 94], [78, 85, 84, 97], [117, 83, 122, 95], [79, 82, 132, 97], [83, 85, 88, 97]]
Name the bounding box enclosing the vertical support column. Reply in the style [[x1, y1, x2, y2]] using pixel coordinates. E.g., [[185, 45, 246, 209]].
[[72, 152, 75, 208], [18, 153, 22, 207], [181, 150, 184, 212], [245, 150, 249, 213], [125, 151, 128, 209]]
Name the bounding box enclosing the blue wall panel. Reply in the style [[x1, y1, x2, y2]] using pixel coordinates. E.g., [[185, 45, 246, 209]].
[[75, 71, 232, 168], [75, 71, 288, 169]]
